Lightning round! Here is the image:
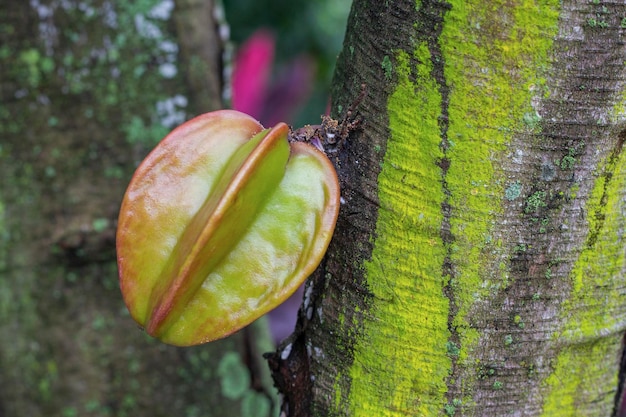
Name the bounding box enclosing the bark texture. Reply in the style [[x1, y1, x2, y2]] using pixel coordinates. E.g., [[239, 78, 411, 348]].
[[0, 1, 275, 416], [271, 1, 626, 416]]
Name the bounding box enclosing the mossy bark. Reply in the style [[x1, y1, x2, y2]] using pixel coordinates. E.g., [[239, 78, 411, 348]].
[[0, 1, 275, 416], [270, 1, 626, 416]]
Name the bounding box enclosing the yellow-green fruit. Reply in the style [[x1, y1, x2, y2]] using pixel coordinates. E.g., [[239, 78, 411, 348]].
[[117, 110, 340, 346]]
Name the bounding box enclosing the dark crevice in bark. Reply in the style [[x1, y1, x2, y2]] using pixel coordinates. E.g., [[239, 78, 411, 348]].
[[587, 129, 626, 248], [266, 327, 313, 417], [417, 0, 460, 410], [612, 332, 626, 417]]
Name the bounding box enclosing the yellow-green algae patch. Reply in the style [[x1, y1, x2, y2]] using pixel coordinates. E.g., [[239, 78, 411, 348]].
[[441, 0, 560, 367], [345, 0, 560, 415], [347, 44, 450, 416], [541, 116, 626, 415]]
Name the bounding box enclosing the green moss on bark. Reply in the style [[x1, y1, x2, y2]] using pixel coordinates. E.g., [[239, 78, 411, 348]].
[[348, 43, 450, 416], [344, 0, 560, 414]]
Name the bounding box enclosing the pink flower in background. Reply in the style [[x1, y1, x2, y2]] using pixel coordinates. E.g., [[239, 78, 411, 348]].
[[232, 29, 315, 126], [232, 29, 275, 118]]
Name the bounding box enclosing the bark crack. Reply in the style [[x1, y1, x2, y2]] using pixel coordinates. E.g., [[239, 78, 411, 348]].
[[612, 333, 626, 417], [417, 0, 458, 410], [587, 129, 626, 248]]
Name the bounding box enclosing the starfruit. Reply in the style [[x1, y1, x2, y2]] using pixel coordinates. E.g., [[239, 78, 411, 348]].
[[117, 110, 340, 346]]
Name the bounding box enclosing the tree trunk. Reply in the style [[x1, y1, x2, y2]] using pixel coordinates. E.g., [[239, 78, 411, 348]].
[[270, 0, 626, 416], [0, 1, 275, 416]]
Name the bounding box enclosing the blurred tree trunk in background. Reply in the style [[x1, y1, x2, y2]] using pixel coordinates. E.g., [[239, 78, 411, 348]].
[[269, 0, 626, 416], [0, 1, 275, 416]]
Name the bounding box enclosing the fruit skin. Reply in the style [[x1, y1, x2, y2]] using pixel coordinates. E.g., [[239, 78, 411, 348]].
[[117, 110, 340, 346]]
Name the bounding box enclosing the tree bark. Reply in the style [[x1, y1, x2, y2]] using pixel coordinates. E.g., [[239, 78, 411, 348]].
[[270, 1, 626, 416], [0, 1, 275, 416], [173, 0, 225, 113]]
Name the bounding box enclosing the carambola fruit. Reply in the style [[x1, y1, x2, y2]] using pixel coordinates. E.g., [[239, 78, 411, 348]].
[[117, 110, 340, 346]]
